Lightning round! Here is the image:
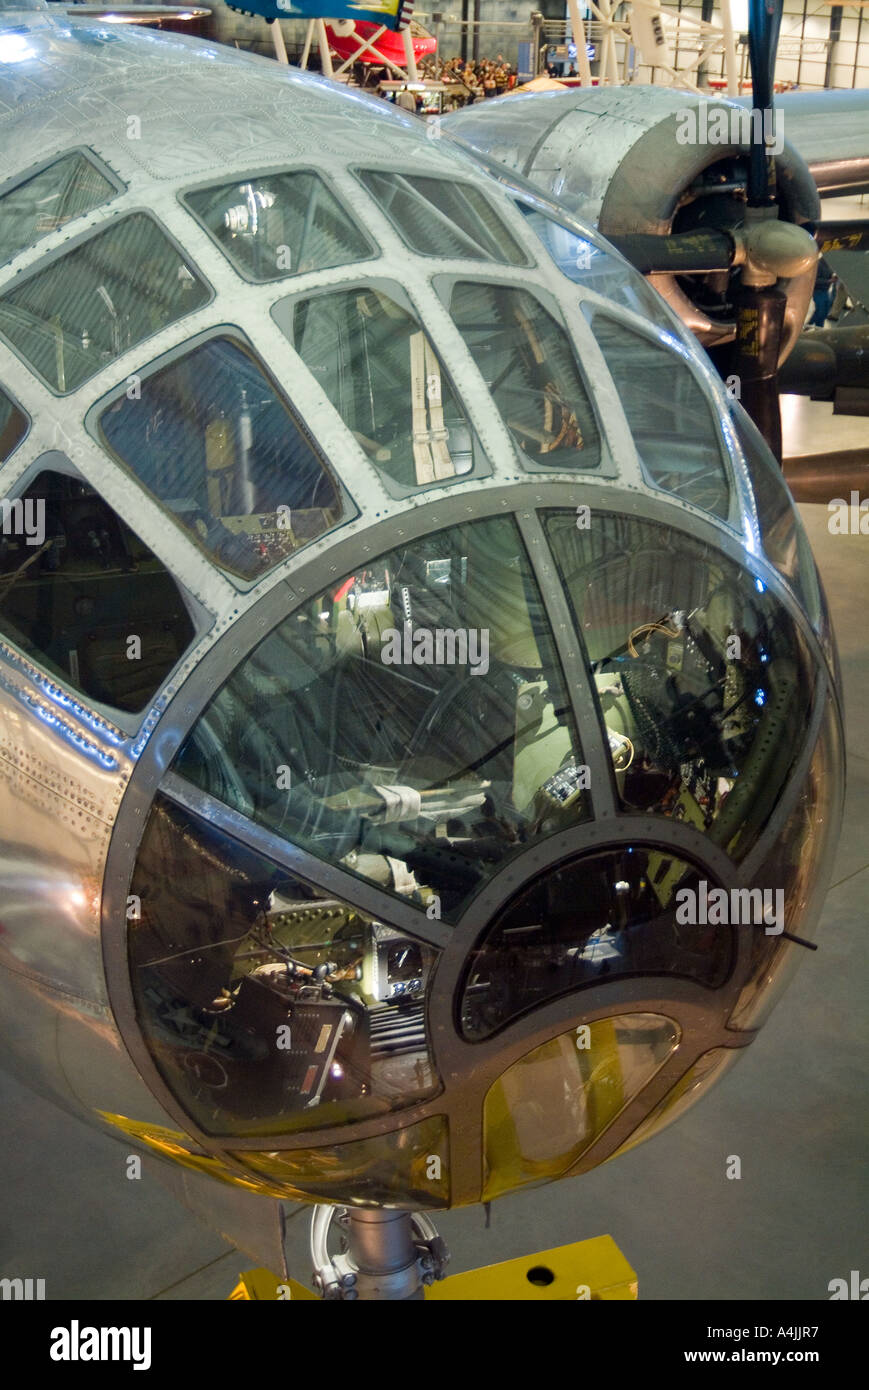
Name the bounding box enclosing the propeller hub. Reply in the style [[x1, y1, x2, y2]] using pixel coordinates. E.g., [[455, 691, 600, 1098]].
[[739, 215, 820, 287]]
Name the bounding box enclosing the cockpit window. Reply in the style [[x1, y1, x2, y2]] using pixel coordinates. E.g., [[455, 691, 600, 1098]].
[[544, 508, 816, 864], [173, 515, 591, 922], [98, 335, 344, 582], [182, 171, 375, 283], [0, 383, 28, 462], [516, 204, 677, 331], [275, 283, 488, 493], [0, 149, 121, 267], [129, 793, 442, 1139], [446, 282, 601, 471], [0, 469, 195, 713], [588, 312, 731, 520], [730, 401, 822, 630], [0, 213, 210, 395], [461, 848, 732, 1040], [357, 171, 529, 265]]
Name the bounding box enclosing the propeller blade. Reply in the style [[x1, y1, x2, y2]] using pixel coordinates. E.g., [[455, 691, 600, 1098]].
[[746, 0, 784, 207], [607, 230, 735, 275], [778, 324, 869, 397], [733, 1, 789, 459], [814, 222, 869, 255], [785, 453, 869, 504], [732, 283, 787, 461]]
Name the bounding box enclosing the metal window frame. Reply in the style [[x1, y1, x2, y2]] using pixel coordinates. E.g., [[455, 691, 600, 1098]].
[[0, 377, 31, 464]]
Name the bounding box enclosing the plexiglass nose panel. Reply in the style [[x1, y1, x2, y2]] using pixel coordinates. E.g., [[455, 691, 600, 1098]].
[[446, 282, 602, 472], [587, 312, 731, 520], [482, 1015, 680, 1200], [129, 795, 441, 1138], [233, 1115, 451, 1208], [356, 171, 530, 266], [729, 401, 825, 638], [99, 334, 345, 581], [516, 203, 678, 331], [728, 696, 843, 1031], [460, 848, 734, 1041], [182, 169, 376, 283], [174, 516, 591, 921], [278, 283, 489, 494], [544, 508, 817, 862]]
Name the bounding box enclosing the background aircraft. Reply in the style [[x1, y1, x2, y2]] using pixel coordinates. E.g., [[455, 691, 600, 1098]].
[[321, 18, 435, 70]]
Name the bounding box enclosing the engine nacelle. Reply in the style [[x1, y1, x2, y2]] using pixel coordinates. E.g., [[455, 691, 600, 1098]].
[[443, 87, 820, 361]]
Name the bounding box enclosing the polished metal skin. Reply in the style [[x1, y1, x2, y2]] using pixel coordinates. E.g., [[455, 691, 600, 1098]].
[[0, 2, 845, 1217]]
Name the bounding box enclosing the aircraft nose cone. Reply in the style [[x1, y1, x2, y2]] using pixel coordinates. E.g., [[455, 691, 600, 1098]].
[[116, 496, 840, 1207]]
